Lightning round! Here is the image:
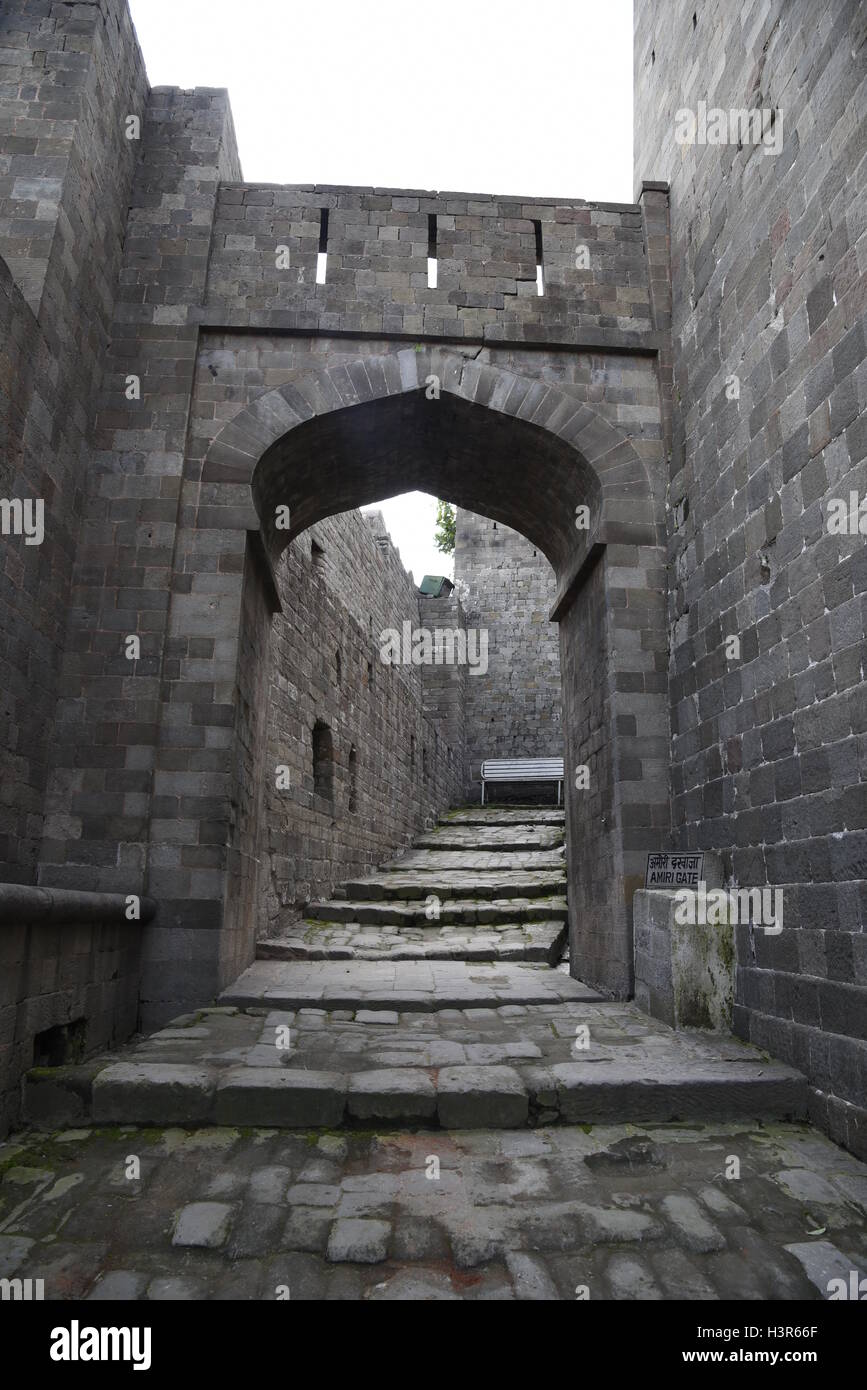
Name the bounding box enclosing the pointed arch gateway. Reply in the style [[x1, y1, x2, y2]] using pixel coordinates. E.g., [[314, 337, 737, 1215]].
[[149, 348, 668, 1012], [204, 348, 656, 616]]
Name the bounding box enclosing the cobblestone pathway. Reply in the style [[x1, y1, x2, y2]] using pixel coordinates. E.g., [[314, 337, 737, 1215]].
[[1, 1120, 866, 1300], [9, 808, 866, 1300]]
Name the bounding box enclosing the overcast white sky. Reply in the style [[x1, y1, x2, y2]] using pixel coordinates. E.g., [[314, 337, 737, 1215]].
[[128, 0, 633, 582]]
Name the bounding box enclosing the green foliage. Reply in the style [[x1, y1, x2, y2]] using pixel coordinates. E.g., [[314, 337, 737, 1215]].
[[434, 499, 456, 555]]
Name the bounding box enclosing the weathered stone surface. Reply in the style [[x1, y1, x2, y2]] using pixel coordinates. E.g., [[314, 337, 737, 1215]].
[[214, 1069, 346, 1128], [23, 993, 811, 1132], [783, 1241, 866, 1298], [91, 1065, 214, 1125], [222, 959, 600, 1010], [258, 920, 566, 964], [172, 1203, 234, 1250], [347, 1069, 437, 1122], [437, 1065, 529, 1128], [2, 1119, 865, 1299], [326, 1218, 391, 1264]]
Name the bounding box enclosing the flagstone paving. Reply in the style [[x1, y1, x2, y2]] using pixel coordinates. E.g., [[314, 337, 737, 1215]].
[[220, 959, 600, 1010], [1, 1120, 865, 1300]]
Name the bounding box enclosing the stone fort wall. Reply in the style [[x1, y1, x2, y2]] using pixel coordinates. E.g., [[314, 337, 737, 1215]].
[[635, 0, 867, 1154], [259, 508, 465, 939], [0, 0, 149, 1134]]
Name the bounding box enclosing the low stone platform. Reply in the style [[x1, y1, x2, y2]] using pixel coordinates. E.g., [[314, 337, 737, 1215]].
[[221, 960, 603, 1010], [2, 1120, 864, 1300], [22, 999, 807, 1133]]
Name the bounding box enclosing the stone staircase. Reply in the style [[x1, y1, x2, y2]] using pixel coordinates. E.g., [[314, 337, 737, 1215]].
[[20, 804, 809, 1133], [257, 806, 570, 965]]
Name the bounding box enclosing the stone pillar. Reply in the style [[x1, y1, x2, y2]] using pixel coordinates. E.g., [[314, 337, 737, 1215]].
[[558, 538, 670, 999], [37, 83, 243, 1029], [633, 855, 732, 1029]]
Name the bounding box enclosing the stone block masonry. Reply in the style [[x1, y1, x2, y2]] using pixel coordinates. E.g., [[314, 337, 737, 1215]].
[[203, 183, 653, 343], [635, 0, 867, 1155], [454, 509, 562, 801], [0, 0, 148, 885], [259, 508, 464, 939]]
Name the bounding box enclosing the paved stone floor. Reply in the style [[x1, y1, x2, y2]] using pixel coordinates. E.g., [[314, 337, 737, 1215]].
[[222, 959, 600, 1009], [104, 998, 788, 1076], [1, 1120, 865, 1300], [10, 808, 863, 1302]]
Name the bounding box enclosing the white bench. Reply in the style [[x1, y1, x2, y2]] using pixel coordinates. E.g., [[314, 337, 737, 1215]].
[[480, 757, 565, 806]]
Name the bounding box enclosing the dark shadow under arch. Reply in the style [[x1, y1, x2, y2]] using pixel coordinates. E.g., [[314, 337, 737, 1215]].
[[253, 389, 604, 582]]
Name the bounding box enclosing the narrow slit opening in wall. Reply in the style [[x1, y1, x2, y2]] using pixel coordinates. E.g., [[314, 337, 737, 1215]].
[[312, 721, 335, 806], [348, 745, 357, 814], [427, 214, 438, 288], [316, 208, 329, 284], [534, 220, 545, 296]]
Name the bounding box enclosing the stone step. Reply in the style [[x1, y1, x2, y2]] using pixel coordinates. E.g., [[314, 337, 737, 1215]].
[[304, 895, 568, 926], [338, 870, 567, 901], [219, 960, 599, 1010], [381, 849, 566, 872], [21, 999, 810, 1135], [414, 826, 564, 851], [442, 808, 565, 826], [256, 920, 566, 964], [27, 1053, 807, 1133]]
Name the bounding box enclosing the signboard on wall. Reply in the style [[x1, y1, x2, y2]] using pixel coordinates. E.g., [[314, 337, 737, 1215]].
[[645, 852, 704, 888]]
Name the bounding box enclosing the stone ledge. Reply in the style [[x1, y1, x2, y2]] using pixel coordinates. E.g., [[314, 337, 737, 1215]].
[[0, 884, 156, 927]]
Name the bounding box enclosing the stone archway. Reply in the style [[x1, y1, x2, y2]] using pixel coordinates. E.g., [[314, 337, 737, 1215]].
[[138, 349, 668, 1023]]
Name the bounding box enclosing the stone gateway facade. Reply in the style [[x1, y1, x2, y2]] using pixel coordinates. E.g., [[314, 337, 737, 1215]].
[[0, 0, 864, 1171]]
